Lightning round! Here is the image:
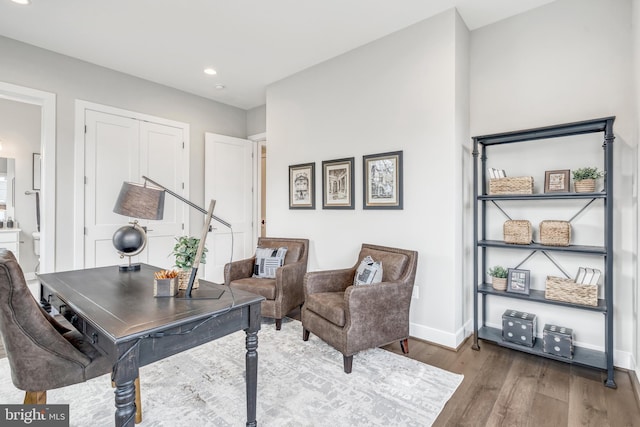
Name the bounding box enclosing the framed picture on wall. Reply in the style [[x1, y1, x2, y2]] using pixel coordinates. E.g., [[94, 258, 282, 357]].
[[363, 150, 403, 209], [289, 162, 315, 209], [33, 153, 41, 191], [544, 169, 570, 193], [322, 157, 354, 209]]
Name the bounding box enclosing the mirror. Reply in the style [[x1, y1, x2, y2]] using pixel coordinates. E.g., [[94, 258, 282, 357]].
[[0, 157, 16, 222]]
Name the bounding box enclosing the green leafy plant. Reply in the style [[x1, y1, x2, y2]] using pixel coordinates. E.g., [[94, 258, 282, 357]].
[[172, 236, 207, 269], [572, 167, 603, 181], [488, 266, 508, 278]]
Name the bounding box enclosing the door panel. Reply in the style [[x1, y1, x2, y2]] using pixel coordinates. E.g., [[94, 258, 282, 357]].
[[204, 133, 255, 282], [139, 121, 185, 269], [85, 110, 139, 268]]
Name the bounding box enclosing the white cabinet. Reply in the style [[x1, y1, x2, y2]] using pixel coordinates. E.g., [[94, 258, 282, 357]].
[[0, 229, 20, 262]]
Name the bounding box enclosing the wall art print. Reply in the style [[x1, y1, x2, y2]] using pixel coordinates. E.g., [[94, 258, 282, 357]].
[[322, 157, 354, 209], [363, 151, 403, 209], [289, 162, 315, 209]]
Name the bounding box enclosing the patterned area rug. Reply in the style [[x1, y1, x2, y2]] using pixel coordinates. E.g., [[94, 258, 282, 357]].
[[0, 319, 463, 426]]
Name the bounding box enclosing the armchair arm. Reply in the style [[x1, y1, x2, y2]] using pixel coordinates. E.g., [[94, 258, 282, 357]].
[[303, 268, 355, 296], [224, 257, 255, 285]]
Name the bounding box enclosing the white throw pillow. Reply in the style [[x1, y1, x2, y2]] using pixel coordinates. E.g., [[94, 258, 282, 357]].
[[253, 247, 288, 278], [353, 255, 383, 285]]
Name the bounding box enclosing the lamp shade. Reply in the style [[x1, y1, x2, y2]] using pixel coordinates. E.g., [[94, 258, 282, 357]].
[[113, 182, 165, 220]]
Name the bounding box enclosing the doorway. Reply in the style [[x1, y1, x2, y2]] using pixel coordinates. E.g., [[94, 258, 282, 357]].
[[0, 82, 55, 275]]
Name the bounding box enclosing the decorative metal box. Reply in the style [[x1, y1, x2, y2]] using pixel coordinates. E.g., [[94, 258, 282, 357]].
[[542, 324, 574, 359], [502, 309, 537, 347], [154, 277, 178, 297]]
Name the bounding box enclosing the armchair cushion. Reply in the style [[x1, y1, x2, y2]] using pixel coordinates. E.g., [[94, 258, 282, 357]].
[[229, 277, 276, 300], [253, 247, 288, 278], [305, 292, 346, 327], [360, 248, 408, 281]]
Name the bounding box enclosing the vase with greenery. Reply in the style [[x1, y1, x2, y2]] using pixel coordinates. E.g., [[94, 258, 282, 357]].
[[572, 167, 603, 193], [488, 265, 508, 291], [172, 236, 207, 289]]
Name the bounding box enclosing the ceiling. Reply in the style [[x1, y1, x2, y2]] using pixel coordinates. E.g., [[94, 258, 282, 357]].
[[0, 0, 556, 110]]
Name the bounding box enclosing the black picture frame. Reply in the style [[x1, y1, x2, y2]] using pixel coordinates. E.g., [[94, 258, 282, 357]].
[[289, 162, 315, 209], [544, 169, 570, 193], [322, 157, 354, 209], [363, 150, 403, 210], [33, 153, 41, 191], [507, 268, 530, 295]]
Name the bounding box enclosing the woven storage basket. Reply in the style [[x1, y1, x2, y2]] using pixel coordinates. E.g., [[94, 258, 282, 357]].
[[504, 220, 532, 245], [489, 177, 534, 195], [178, 269, 200, 290], [539, 220, 571, 246], [545, 276, 597, 306], [491, 277, 507, 291]]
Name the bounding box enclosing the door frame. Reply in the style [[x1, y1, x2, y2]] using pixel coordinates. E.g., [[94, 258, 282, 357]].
[[73, 101, 190, 268], [0, 82, 56, 274], [248, 132, 266, 242]]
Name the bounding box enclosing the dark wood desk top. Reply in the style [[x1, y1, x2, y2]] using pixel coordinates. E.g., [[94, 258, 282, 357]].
[[38, 264, 263, 344]]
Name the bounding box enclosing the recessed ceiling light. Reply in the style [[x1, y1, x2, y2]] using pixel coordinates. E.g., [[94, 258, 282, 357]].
[[11, 0, 31, 5], [215, 84, 225, 90], [204, 68, 217, 76]]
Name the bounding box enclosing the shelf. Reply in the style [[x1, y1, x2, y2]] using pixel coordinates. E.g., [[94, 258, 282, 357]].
[[477, 326, 606, 370], [478, 284, 606, 312], [478, 240, 606, 255], [473, 116, 614, 146], [479, 192, 605, 201]]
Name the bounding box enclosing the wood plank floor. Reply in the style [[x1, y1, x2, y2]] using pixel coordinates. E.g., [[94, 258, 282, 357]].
[[2, 311, 639, 426]]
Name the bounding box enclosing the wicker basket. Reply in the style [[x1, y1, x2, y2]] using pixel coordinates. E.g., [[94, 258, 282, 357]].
[[574, 179, 596, 193], [178, 269, 199, 290], [539, 220, 571, 246], [504, 220, 532, 245], [545, 276, 597, 306], [489, 177, 534, 195]]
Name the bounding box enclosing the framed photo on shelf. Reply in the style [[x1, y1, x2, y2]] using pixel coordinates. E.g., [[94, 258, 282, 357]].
[[289, 162, 315, 209], [507, 268, 530, 295], [544, 169, 570, 193], [363, 150, 403, 210], [322, 157, 354, 209]]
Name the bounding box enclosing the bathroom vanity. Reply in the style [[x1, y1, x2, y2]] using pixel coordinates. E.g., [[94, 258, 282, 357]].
[[0, 229, 20, 262]]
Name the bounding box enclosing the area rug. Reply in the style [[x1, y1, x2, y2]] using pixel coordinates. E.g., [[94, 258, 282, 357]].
[[0, 318, 463, 426]]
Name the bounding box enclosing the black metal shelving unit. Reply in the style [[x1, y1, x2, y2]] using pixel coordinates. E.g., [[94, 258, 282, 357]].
[[471, 117, 616, 388]]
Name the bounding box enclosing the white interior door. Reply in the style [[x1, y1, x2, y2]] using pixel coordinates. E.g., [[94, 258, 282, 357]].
[[204, 133, 255, 282], [84, 110, 186, 269]]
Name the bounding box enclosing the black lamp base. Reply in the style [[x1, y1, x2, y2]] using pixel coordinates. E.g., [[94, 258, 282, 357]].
[[119, 263, 141, 272], [175, 288, 225, 300]]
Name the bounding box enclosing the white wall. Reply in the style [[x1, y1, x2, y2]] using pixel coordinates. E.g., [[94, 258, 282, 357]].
[[0, 98, 40, 275], [0, 36, 247, 271], [246, 104, 266, 136], [471, 0, 636, 367], [267, 9, 470, 347]]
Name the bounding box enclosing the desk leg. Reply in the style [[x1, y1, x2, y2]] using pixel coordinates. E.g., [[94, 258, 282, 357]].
[[113, 347, 139, 427], [245, 302, 260, 427]]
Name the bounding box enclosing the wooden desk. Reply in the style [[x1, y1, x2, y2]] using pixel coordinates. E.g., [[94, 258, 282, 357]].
[[38, 264, 264, 427]]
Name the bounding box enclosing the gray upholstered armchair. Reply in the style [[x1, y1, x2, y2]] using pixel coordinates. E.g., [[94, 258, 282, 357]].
[[0, 249, 142, 422], [302, 243, 418, 373], [225, 237, 309, 330]]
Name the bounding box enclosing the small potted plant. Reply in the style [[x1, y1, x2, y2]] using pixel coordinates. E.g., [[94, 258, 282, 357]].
[[488, 266, 508, 291], [572, 167, 603, 193], [172, 236, 207, 290]]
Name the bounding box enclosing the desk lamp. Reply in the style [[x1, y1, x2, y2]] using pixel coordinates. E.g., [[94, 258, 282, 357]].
[[113, 176, 231, 299]]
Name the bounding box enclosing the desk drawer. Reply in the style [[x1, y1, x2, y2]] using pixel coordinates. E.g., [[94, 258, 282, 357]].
[[0, 231, 19, 243]]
